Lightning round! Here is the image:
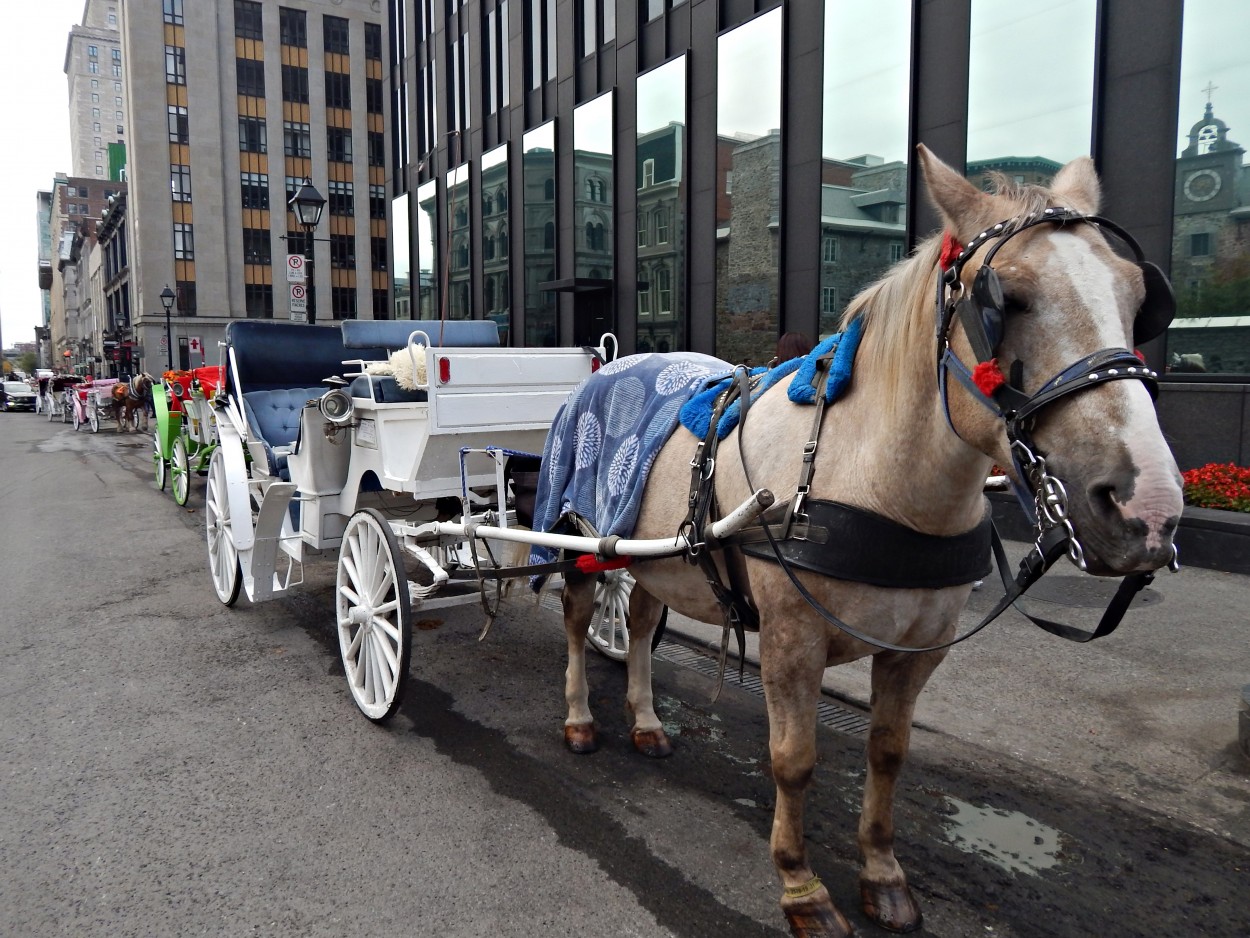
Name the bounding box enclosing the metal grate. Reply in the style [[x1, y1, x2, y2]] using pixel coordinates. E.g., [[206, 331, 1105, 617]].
[[654, 640, 871, 738]]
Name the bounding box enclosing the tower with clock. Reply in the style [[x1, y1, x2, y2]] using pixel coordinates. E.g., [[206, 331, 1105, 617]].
[[1174, 99, 1242, 218]]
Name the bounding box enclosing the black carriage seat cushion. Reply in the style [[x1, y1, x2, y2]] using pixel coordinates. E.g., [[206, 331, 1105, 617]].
[[342, 319, 500, 402], [241, 388, 326, 479], [225, 320, 358, 394]]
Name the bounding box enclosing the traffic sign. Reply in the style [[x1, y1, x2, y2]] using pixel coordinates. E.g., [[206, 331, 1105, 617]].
[[286, 253, 306, 282], [188, 336, 202, 355], [290, 281, 308, 322]]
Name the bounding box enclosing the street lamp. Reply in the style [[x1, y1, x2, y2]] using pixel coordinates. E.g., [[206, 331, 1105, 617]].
[[288, 178, 326, 325], [160, 284, 176, 371]]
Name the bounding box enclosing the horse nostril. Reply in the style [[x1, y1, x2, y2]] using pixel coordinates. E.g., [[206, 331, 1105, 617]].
[[1086, 478, 1122, 518]]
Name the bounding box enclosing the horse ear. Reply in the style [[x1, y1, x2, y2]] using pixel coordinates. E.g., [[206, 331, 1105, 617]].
[[1049, 156, 1101, 215], [916, 144, 991, 240]]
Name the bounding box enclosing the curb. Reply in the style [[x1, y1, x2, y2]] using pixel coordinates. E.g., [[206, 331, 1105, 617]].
[[1241, 685, 1250, 762]]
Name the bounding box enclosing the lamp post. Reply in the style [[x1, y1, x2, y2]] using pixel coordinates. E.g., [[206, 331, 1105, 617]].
[[288, 178, 326, 325], [160, 284, 176, 371]]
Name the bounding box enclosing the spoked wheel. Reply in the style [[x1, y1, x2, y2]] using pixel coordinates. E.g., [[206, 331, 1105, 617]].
[[205, 448, 242, 606], [171, 436, 191, 506], [72, 406, 81, 431], [61, 401, 71, 424], [337, 508, 412, 722], [585, 569, 668, 662], [89, 408, 100, 433], [152, 431, 167, 490]]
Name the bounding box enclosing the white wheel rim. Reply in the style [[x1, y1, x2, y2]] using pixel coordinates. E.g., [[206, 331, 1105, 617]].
[[172, 437, 190, 504], [587, 569, 633, 661], [90, 409, 99, 432], [337, 513, 408, 720], [205, 452, 238, 603], [153, 433, 166, 488]]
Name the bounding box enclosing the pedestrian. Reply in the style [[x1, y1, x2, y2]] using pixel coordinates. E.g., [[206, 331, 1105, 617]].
[[775, 331, 813, 364]]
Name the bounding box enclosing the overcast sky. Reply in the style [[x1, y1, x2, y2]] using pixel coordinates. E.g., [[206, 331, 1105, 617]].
[[0, 0, 81, 349]]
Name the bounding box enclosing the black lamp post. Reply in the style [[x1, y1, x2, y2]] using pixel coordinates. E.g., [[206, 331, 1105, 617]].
[[160, 284, 176, 371], [288, 178, 326, 325]]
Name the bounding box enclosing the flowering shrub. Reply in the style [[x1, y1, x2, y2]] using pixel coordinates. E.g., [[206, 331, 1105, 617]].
[[1182, 462, 1250, 513]]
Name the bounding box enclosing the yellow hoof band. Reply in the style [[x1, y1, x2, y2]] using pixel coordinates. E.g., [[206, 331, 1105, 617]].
[[783, 876, 824, 900]]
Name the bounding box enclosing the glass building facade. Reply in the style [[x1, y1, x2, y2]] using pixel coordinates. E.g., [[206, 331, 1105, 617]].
[[386, 0, 1250, 466]]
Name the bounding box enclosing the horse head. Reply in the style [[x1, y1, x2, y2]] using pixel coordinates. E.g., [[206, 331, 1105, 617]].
[[918, 145, 1183, 576]]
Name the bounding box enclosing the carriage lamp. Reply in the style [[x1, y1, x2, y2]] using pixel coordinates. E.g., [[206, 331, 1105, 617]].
[[289, 178, 326, 326], [160, 284, 176, 371]]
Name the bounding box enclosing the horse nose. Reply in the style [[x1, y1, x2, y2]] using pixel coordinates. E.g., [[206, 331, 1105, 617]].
[[1086, 470, 1181, 562]]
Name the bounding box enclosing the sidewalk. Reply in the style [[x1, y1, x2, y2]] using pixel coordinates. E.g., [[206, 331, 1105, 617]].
[[662, 539, 1250, 845]]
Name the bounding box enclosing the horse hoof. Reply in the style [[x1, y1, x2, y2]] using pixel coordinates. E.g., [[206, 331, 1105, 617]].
[[631, 727, 673, 758], [564, 723, 599, 754], [782, 884, 854, 938], [859, 879, 922, 934]]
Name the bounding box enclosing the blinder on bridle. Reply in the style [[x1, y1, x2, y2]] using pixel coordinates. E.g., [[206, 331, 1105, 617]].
[[946, 209, 1176, 363]]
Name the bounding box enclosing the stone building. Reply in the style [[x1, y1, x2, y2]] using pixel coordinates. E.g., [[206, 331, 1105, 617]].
[[64, 0, 126, 181]]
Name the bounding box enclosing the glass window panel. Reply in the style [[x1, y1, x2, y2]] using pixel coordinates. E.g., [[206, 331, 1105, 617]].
[[716, 9, 782, 365], [446, 164, 471, 319], [966, 0, 1096, 172], [819, 0, 912, 337], [393, 192, 413, 319], [416, 180, 438, 319], [482, 144, 511, 342], [637, 55, 686, 353], [574, 92, 613, 282], [523, 121, 557, 345], [1167, 0, 1250, 375]]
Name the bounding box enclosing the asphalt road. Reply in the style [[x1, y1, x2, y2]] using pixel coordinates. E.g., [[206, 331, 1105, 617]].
[[1, 412, 1247, 937]]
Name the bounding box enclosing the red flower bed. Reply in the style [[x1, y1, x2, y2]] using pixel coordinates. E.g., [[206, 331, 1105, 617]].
[[1182, 462, 1250, 513]]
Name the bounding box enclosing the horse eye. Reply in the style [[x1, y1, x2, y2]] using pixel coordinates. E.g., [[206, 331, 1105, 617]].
[[1003, 295, 1030, 315]]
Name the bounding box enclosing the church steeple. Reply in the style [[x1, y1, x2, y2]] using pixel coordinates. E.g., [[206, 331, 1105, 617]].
[[1182, 97, 1238, 157]]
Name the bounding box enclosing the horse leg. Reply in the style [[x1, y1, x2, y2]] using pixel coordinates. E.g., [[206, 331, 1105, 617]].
[[762, 632, 853, 938], [856, 649, 947, 933], [624, 586, 672, 758], [560, 568, 599, 753]]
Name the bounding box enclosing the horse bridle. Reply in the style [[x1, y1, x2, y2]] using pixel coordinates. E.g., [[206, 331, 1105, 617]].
[[936, 206, 1177, 571]]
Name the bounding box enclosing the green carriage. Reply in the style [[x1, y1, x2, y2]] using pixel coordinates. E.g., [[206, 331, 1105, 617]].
[[152, 366, 224, 505]]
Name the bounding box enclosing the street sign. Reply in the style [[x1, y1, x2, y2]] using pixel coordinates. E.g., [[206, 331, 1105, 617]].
[[286, 253, 306, 282], [159, 335, 169, 351], [188, 336, 202, 356], [290, 282, 308, 322]]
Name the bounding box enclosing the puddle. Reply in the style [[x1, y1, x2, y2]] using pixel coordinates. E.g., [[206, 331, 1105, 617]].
[[941, 796, 1063, 875]]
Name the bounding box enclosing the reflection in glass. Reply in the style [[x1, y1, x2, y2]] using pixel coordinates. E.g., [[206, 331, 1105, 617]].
[[966, 0, 1096, 178], [1167, 0, 1250, 375], [415, 179, 438, 319], [819, 0, 911, 337], [574, 92, 614, 282], [716, 9, 782, 365], [446, 163, 471, 318], [523, 121, 557, 346], [392, 192, 412, 319], [637, 56, 685, 353], [481, 143, 510, 342]]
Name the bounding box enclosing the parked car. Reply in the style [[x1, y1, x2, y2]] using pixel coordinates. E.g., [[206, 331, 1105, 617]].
[[2, 381, 37, 412]]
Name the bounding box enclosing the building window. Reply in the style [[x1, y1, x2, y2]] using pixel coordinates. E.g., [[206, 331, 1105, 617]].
[[585, 221, 605, 251], [890, 241, 905, 263], [637, 214, 648, 248], [332, 287, 357, 319], [527, 0, 556, 89], [173, 223, 195, 260], [243, 228, 272, 265], [638, 281, 652, 315], [176, 281, 197, 316], [822, 236, 838, 263], [324, 15, 350, 55], [170, 164, 193, 202], [234, 1, 263, 40], [325, 72, 352, 109], [164, 46, 186, 85], [367, 131, 385, 167], [244, 282, 273, 318], [369, 184, 387, 220], [366, 78, 384, 114], [163, 0, 184, 27], [373, 289, 389, 319], [330, 234, 355, 268], [371, 237, 388, 270], [657, 268, 671, 315], [656, 208, 669, 244], [239, 116, 267, 153], [543, 221, 555, 249], [1191, 233, 1212, 257], [365, 22, 382, 60], [112, 49, 121, 63], [641, 159, 655, 188], [327, 127, 353, 163], [240, 172, 270, 209], [88, 62, 99, 74], [283, 121, 311, 158], [112, 65, 122, 77], [93, 107, 101, 118], [88, 45, 98, 57], [282, 65, 309, 104], [237, 58, 265, 97], [822, 286, 839, 316], [284, 176, 303, 204], [328, 180, 354, 216], [168, 105, 189, 144], [279, 7, 306, 47]]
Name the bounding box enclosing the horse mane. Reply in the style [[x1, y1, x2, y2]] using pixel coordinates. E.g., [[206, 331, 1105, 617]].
[[838, 174, 1058, 415]]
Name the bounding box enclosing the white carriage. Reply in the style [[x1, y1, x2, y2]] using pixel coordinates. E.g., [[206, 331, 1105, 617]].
[[205, 320, 772, 721]]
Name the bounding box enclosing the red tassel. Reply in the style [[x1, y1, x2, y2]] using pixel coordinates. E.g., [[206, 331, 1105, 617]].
[[939, 231, 964, 271], [574, 555, 633, 574], [972, 359, 1006, 396]]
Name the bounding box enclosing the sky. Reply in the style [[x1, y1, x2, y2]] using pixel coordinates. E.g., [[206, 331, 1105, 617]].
[[0, 0, 83, 350]]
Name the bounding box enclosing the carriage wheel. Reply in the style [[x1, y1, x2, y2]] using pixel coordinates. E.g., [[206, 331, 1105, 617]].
[[89, 407, 100, 433], [584, 570, 667, 662], [61, 401, 71, 424], [171, 436, 191, 506], [72, 406, 81, 431], [336, 508, 412, 723], [46, 400, 55, 422], [152, 432, 167, 490], [205, 448, 242, 606]]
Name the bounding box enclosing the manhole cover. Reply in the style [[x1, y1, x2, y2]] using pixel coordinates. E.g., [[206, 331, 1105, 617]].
[[1021, 576, 1160, 608]]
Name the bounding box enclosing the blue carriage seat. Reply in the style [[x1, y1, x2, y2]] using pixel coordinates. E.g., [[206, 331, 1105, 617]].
[[225, 320, 358, 480], [342, 319, 500, 404]]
